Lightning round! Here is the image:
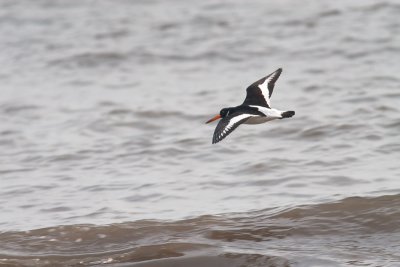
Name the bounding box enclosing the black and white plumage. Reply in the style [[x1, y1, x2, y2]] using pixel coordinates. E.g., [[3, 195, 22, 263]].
[[206, 68, 295, 144]]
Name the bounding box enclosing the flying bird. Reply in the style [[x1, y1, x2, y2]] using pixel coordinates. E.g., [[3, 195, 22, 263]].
[[206, 68, 295, 144]]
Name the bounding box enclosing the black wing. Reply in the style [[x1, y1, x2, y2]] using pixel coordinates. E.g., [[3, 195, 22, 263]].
[[242, 68, 282, 108], [212, 113, 254, 144]]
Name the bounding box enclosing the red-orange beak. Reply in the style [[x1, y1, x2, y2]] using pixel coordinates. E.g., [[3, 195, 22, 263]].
[[206, 114, 221, 124]]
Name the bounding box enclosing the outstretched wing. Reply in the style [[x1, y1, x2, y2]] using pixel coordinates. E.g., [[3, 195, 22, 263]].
[[212, 113, 255, 144], [242, 68, 282, 108]]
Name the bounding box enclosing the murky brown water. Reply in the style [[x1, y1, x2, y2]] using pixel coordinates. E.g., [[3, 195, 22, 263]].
[[1, 0, 399, 266]]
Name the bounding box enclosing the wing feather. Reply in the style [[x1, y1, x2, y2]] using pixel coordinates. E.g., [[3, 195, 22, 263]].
[[242, 68, 282, 108], [212, 113, 254, 144]]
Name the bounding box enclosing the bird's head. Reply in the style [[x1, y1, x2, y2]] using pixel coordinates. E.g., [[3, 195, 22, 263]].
[[205, 108, 232, 124]]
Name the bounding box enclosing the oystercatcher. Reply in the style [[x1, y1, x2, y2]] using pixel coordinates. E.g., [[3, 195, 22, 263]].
[[206, 68, 295, 144]]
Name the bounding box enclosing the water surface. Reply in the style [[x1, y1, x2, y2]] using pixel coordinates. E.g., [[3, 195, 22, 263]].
[[0, 0, 399, 266]]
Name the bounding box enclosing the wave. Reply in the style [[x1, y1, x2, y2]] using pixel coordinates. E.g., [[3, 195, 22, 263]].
[[0, 194, 399, 266]]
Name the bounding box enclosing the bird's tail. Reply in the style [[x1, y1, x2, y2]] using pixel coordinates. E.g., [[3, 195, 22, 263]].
[[281, 111, 295, 118]]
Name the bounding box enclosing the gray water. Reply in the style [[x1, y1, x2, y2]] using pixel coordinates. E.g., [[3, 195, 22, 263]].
[[1, 0, 400, 266]]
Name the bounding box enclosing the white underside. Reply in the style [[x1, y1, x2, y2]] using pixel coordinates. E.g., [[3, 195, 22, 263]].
[[245, 106, 283, 124], [244, 116, 278, 124], [253, 106, 283, 116]]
